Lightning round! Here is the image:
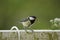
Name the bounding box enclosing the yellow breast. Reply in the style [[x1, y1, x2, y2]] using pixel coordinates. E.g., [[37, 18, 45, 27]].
[[22, 20, 31, 27]]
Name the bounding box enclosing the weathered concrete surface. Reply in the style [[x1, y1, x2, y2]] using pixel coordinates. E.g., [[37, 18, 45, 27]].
[[0, 32, 60, 40]]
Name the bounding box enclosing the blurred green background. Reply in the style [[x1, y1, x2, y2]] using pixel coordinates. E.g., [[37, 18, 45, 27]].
[[0, 0, 60, 30]]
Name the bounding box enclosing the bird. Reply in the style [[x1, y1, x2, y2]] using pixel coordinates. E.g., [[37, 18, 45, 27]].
[[20, 16, 36, 32]]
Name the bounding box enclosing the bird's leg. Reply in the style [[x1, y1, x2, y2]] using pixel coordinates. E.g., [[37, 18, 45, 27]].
[[30, 28, 34, 33], [28, 27, 34, 33], [23, 27, 29, 33], [23, 27, 27, 31], [23, 26, 34, 33]]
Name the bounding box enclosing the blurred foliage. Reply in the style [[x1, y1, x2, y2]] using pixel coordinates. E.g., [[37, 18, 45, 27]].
[[0, 0, 60, 30]]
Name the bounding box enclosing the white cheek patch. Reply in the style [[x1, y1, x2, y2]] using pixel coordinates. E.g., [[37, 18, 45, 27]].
[[29, 17, 34, 20]]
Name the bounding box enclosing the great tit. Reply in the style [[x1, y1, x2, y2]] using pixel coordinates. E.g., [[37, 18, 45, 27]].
[[20, 16, 36, 32]]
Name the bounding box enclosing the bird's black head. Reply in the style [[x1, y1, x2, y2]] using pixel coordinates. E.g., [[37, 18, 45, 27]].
[[28, 16, 36, 24], [28, 16, 36, 20]]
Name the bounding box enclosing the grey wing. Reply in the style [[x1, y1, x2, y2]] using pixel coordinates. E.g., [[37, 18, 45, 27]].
[[20, 18, 28, 22]]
